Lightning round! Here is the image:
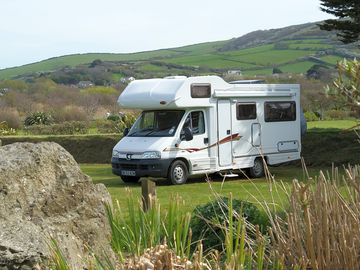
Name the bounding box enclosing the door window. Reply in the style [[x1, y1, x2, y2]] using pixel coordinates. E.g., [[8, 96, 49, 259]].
[[181, 111, 205, 139]]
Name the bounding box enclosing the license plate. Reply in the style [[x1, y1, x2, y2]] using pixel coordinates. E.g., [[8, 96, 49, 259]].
[[121, 170, 136, 176]]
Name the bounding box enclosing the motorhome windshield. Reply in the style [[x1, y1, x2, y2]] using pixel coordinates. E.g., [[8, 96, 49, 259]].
[[128, 110, 185, 137]]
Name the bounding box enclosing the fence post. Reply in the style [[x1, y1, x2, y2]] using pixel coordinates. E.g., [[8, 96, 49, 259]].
[[141, 179, 156, 212]]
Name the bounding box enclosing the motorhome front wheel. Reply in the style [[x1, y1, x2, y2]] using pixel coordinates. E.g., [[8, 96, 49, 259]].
[[168, 160, 188, 185]]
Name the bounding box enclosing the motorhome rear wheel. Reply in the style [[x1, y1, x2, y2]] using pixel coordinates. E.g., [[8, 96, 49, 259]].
[[249, 158, 265, 178]]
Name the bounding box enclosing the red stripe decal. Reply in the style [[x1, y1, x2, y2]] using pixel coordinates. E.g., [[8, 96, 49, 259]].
[[164, 133, 241, 153]]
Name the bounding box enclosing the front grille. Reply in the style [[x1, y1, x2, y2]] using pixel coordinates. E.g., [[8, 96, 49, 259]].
[[139, 165, 148, 170], [120, 164, 138, 170]]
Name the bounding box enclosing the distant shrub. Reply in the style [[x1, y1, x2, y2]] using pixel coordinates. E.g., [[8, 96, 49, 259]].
[[24, 112, 53, 126], [81, 86, 118, 95], [0, 121, 16, 136], [324, 110, 349, 120], [304, 111, 318, 122], [0, 108, 21, 129], [107, 114, 121, 121], [272, 67, 283, 74], [53, 121, 88, 135], [25, 121, 88, 135], [190, 197, 269, 251], [53, 106, 89, 123], [96, 113, 137, 134], [122, 113, 137, 128], [96, 120, 121, 134]]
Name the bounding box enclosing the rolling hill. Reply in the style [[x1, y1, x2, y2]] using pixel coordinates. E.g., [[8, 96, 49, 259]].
[[0, 22, 359, 80]]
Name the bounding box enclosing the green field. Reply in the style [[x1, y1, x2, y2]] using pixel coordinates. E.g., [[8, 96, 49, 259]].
[[307, 119, 359, 131], [319, 55, 342, 65], [1, 22, 358, 80], [278, 61, 316, 73], [81, 164, 328, 213]]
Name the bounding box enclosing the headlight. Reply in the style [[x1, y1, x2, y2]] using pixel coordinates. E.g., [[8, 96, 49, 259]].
[[112, 149, 120, 158], [142, 151, 161, 159]]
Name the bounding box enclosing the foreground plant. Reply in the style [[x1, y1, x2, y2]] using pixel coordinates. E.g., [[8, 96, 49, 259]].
[[106, 189, 192, 262], [268, 165, 360, 270], [49, 164, 360, 269]]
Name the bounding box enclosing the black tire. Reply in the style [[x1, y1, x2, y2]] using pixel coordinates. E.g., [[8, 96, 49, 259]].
[[249, 158, 265, 178], [168, 160, 188, 185], [121, 176, 140, 183]]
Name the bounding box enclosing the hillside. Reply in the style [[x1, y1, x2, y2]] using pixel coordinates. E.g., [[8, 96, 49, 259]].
[[0, 22, 359, 80]]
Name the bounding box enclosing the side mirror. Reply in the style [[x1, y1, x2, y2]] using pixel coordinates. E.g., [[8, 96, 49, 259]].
[[184, 127, 193, 141], [123, 127, 129, 136]]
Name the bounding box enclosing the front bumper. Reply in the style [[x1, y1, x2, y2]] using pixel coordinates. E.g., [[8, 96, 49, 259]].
[[111, 157, 174, 178]]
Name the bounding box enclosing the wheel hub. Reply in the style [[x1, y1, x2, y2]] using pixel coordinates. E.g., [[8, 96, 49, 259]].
[[173, 166, 184, 180]]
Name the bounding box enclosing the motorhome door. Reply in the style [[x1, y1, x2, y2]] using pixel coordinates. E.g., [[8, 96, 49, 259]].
[[179, 110, 211, 172], [217, 100, 232, 166]]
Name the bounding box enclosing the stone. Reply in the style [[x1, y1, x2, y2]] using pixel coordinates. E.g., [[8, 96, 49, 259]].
[[0, 142, 115, 269]]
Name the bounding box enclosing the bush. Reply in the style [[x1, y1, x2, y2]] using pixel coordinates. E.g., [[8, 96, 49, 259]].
[[24, 112, 53, 126], [0, 121, 16, 136], [52, 121, 88, 135], [53, 106, 89, 123], [304, 111, 318, 122], [96, 113, 137, 134], [96, 120, 121, 133], [106, 114, 121, 121], [25, 121, 88, 135], [190, 197, 269, 251], [0, 108, 21, 129], [324, 109, 349, 120]]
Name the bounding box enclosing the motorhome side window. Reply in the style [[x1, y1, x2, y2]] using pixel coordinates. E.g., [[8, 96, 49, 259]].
[[181, 111, 205, 139], [264, 101, 296, 122], [236, 103, 256, 120]]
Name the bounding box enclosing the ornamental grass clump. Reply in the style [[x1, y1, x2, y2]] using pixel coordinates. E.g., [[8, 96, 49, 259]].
[[268, 165, 360, 270]]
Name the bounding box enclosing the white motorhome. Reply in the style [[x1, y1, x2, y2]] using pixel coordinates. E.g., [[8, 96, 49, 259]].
[[112, 76, 302, 184]]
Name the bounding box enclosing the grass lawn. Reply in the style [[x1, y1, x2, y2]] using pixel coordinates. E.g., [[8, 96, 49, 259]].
[[80, 164, 328, 214], [307, 120, 359, 131]]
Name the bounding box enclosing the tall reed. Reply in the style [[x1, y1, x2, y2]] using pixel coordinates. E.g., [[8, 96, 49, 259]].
[[268, 165, 360, 270]]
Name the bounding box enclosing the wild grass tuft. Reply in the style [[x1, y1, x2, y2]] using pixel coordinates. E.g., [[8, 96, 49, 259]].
[[106, 188, 192, 262]]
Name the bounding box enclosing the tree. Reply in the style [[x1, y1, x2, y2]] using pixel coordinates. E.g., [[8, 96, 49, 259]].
[[326, 59, 360, 115], [319, 0, 360, 44], [272, 67, 283, 74]]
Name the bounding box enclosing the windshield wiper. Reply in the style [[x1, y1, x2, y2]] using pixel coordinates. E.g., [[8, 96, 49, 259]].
[[144, 128, 160, 136], [129, 128, 153, 136]]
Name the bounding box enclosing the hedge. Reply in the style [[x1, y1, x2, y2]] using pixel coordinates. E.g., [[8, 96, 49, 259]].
[[0, 131, 359, 165], [0, 134, 120, 164]]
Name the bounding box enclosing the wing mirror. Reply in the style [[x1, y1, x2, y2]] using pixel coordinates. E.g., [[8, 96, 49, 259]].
[[183, 127, 193, 141], [123, 127, 129, 136]]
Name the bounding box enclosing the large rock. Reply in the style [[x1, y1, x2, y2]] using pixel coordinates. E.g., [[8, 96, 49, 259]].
[[0, 142, 115, 269]]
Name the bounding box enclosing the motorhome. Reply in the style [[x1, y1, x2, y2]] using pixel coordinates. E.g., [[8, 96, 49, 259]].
[[111, 76, 303, 184]]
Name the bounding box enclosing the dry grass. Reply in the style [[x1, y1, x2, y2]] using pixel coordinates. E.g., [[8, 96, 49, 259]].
[[267, 165, 360, 270]]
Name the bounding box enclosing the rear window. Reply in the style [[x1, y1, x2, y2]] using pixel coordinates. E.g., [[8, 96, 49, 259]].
[[265, 101, 296, 122]]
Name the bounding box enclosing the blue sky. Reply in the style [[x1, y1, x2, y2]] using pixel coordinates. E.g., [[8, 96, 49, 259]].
[[0, 0, 332, 69]]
